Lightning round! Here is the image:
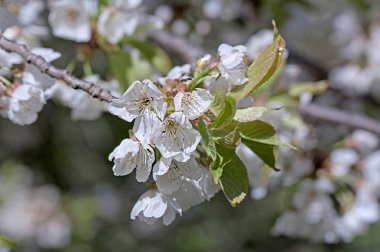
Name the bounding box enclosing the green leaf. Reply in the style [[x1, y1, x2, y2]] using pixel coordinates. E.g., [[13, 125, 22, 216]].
[[230, 29, 285, 100], [127, 39, 172, 74], [211, 95, 236, 129], [239, 120, 291, 147], [209, 89, 227, 116], [288, 80, 328, 97], [242, 139, 277, 170], [210, 153, 226, 184], [98, 0, 112, 8], [217, 144, 248, 206], [108, 51, 132, 89], [211, 120, 240, 148], [233, 106, 281, 122], [197, 119, 217, 160], [0, 235, 20, 249]]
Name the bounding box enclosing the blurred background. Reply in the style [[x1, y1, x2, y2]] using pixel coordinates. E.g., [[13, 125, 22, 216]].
[[1, 0, 380, 251]]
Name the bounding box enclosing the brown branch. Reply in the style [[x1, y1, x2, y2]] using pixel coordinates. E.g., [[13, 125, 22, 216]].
[[300, 103, 380, 135], [146, 30, 207, 63], [0, 34, 116, 103]]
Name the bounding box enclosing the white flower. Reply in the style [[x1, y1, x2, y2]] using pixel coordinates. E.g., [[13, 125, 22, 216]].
[[171, 179, 206, 211], [5, 73, 45, 125], [97, 7, 139, 44], [174, 88, 213, 120], [108, 79, 166, 122], [114, 0, 143, 9], [217, 43, 248, 86], [109, 138, 155, 182], [272, 179, 340, 244], [330, 148, 359, 177], [159, 64, 192, 85], [18, 0, 45, 25], [329, 65, 374, 96], [130, 189, 181, 225], [169, 166, 220, 211], [0, 48, 22, 67], [154, 112, 201, 161], [351, 130, 379, 154], [0, 96, 9, 118], [336, 184, 379, 242], [108, 79, 166, 145], [48, 0, 93, 42], [363, 151, 380, 187], [197, 166, 220, 200], [153, 157, 202, 194]]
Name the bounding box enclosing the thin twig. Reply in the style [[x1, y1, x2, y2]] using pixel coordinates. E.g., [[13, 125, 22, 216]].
[[0, 34, 116, 102], [300, 103, 380, 135]]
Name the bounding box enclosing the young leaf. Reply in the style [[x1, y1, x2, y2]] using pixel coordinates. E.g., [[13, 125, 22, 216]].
[[209, 89, 227, 116], [211, 120, 240, 147], [210, 153, 226, 184], [230, 29, 285, 100], [197, 119, 217, 160], [233, 106, 281, 122], [242, 139, 277, 170], [288, 80, 328, 97], [217, 144, 249, 206], [239, 120, 291, 147], [0, 235, 20, 249], [211, 95, 236, 129]]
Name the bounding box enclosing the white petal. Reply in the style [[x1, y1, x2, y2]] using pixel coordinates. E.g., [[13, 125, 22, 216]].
[[109, 138, 139, 176], [155, 158, 202, 194], [133, 111, 161, 146], [134, 145, 155, 182], [143, 192, 167, 218], [109, 138, 139, 160], [154, 112, 201, 161], [162, 204, 177, 225], [152, 157, 172, 179], [173, 92, 184, 112]]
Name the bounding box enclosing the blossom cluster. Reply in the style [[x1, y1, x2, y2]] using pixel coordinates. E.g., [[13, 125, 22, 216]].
[[0, 0, 122, 124], [48, 0, 162, 44], [270, 130, 380, 243], [238, 88, 380, 244], [107, 77, 218, 225], [106, 40, 258, 224], [329, 9, 380, 96]]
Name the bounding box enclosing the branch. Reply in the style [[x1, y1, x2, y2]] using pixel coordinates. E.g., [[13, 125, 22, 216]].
[[300, 103, 380, 135], [0, 34, 116, 103], [146, 30, 207, 63]]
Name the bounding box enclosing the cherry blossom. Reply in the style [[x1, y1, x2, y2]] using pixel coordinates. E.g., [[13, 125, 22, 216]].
[[153, 112, 201, 162], [2, 73, 45, 125], [109, 138, 155, 182], [48, 0, 95, 42], [153, 157, 202, 194], [174, 88, 214, 120], [217, 43, 248, 86], [130, 189, 182, 226]]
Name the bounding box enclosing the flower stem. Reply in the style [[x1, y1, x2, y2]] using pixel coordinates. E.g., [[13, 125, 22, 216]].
[[187, 69, 210, 91]]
